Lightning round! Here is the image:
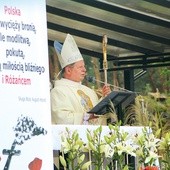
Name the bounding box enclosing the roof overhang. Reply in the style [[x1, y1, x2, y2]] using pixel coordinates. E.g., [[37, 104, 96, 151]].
[[47, 0, 170, 71]]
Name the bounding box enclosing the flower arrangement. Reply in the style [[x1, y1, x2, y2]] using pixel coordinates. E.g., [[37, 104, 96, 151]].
[[86, 125, 108, 170], [58, 124, 162, 170], [104, 123, 136, 170], [132, 126, 160, 169], [158, 132, 170, 170], [59, 127, 91, 170]]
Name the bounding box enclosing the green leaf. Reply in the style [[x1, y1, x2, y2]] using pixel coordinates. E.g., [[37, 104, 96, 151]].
[[81, 161, 91, 169], [89, 142, 96, 151], [99, 125, 102, 133], [155, 128, 161, 137], [59, 155, 67, 167], [123, 165, 129, 170], [104, 136, 109, 143], [87, 132, 92, 141], [78, 154, 85, 164], [105, 166, 110, 170]]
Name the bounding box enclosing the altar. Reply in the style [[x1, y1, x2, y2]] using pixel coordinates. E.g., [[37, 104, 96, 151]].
[[52, 125, 146, 170], [52, 125, 144, 151]]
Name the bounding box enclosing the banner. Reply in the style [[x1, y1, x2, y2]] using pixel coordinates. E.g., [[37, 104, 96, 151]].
[[0, 1, 53, 169]]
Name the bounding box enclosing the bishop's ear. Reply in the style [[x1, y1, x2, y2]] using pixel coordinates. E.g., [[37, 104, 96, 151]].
[[65, 66, 72, 74]]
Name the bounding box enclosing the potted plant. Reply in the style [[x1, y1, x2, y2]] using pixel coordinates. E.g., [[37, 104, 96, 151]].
[[86, 125, 109, 170], [59, 127, 91, 170], [124, 94, 170, 169], [158, 132, 170, 170], [104, 123, 136, 170], [133, 127, 160, 170]]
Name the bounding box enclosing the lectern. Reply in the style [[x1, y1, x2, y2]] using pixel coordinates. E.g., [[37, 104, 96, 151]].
[[88, 91, 136, 122]]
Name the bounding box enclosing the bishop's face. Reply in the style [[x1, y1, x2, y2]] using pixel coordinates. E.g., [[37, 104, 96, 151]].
[[65, 60, 86, 82]]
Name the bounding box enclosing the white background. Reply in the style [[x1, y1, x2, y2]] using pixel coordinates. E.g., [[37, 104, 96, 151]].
[[0, 1, 53, 169]]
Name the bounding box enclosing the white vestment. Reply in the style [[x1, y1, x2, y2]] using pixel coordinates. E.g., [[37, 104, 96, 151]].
[[51, 78, 106, 125]]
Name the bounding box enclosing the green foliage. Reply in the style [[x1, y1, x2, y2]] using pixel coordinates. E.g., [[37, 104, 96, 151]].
[[135, 67, 170, 94], [160, 67, 170, 89], [86, 126, 105, 169], [59, 123, 165, 170], [133, 127, 160, 167], [124, 95, 170, 138], [158, 132, 170, 170], [60, 128, 90, 170], [124, 94, 170, 170]]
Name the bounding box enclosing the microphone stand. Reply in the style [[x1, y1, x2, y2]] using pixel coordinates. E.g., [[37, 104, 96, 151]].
[[85, 75, 133, 93]]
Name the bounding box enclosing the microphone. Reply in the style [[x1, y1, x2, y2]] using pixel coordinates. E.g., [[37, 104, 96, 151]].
[[85, 75, 96, 84]]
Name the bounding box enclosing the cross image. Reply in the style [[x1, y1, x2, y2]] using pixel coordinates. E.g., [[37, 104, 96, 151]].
[[2, 140, 21, 170], [2, 115, 47, 170]]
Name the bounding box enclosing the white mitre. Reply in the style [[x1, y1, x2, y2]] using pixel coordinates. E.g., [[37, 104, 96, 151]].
[[54, 34, 83, 69]]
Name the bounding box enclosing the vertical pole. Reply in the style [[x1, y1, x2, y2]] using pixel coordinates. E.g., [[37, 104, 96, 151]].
[[124, 69, 136, 169], [124, 69, 134, 91]]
